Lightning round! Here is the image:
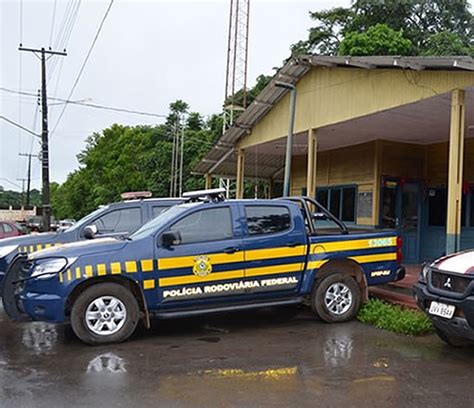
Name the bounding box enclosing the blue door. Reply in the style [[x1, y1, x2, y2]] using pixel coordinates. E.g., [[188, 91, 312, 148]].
[[399, 182, 421, 264], [241, 203, 307, 296], [154, 204, 246, 307], [381, 179, 420, 264]]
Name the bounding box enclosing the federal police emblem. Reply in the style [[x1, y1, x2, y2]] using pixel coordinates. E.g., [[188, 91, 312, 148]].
[[193, 255, 212, 277]]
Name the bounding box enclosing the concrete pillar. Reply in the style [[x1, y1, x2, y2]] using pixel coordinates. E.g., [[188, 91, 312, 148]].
[[236, 149, 245, 199], [446, 89, 466, 254], [306, 128, 317, 198], [205, 173, 212, 189]]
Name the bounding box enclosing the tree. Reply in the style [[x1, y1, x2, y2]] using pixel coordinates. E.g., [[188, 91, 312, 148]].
[[291, 0, 473, 56], [421, 31, 474, 56], [50, 101, 217, 219], [339, 24, 413, 56]]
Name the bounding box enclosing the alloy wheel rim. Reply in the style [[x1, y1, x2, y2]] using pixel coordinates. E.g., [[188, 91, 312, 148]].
[[324, 282, 352, 315], [85, 296, 127, 336]]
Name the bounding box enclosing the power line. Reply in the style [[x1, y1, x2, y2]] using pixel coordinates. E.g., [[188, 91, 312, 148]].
[[51, 0, 114, 139], [49, 0, 58, 47], [1, 87, 167, 119], [0, 115, 40, 138]]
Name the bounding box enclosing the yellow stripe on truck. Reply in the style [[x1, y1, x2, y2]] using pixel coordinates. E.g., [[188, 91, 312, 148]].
[[245, 245, 306, 261], [311, 237, 397, 253], [350, 253, 397, 264], [158, 252, 244, 270], [244, 263, 304, 277]]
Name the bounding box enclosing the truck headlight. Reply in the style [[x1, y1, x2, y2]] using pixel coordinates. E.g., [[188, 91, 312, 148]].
[[420, 264, 430, 283], [31, 257, 76, 280], [0, 245, 18, 259]]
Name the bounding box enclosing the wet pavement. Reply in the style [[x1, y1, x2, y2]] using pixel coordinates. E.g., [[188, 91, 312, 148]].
[[0, 304, 473, 408]]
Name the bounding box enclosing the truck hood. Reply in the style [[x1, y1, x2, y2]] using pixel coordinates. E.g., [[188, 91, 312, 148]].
[[0, 232, 58, 248], [28, 237, 128, 260], [433, 250, 474, 275]]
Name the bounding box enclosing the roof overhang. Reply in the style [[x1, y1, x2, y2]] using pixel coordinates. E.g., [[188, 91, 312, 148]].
[[194, 55, 474, 177]]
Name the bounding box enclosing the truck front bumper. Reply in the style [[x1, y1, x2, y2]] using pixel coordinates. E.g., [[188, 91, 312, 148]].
[[414, 282, 474, 341], [18, 292, 65, 323]]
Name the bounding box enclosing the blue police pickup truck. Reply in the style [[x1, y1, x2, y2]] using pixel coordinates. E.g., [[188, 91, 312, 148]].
[[3, 189, 405, 345], [0, 194, 182, 289]]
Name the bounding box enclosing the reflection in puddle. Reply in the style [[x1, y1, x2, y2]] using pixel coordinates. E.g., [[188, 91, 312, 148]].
[[21, 323, 58, 353], [324, 335, 353, 368], [196, 366, 297, 380], [87, 353, 127, 374]]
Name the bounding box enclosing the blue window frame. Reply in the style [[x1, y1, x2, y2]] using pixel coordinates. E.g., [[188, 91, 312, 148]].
[[315, 185, 357, 223], [427, 188, 468, 227]]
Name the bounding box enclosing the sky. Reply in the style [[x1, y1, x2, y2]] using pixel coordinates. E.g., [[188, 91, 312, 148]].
[[0, 0, 403, 193]]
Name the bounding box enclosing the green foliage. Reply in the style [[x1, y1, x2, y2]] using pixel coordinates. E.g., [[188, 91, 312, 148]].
[[421, 31, 474, 56], [0, 188, 42, 209], [339, 24, 413, 56], [51, 102, 217, 220], [292, 0, 473, 57], [357, 298, 433, 336]]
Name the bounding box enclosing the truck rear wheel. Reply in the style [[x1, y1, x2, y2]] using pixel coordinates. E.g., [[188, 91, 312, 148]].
[[70, 283, 139, 345], [311, 273, 361, 323]]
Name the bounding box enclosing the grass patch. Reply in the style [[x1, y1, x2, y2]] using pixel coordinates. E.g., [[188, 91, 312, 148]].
[[357, 298, 433, 336]]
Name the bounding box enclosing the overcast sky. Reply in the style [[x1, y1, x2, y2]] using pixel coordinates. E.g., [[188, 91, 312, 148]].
[[2, 0, 411, 193]]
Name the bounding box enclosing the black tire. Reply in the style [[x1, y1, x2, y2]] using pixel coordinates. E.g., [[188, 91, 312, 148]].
[[435, 327, 473, 348], [70, 283, 139, 345], [311, 273, 361, 323]]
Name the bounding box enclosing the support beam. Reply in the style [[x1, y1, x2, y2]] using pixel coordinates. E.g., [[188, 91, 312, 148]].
[[306, 128, 318, 198], [373, 140, 382, 226], [236, 149, 245, 199], [205, 173, 212, 189], [446, 89, 466, 254]]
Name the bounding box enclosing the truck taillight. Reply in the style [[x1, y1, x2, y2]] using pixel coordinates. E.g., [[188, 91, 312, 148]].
[[396, 236, 403, 265]]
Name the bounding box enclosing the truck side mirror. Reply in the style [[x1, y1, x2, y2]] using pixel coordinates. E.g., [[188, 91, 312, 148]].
[[83, 224, 97, 240], [161, 231, 181, 247], [312, 212, 328, 221]]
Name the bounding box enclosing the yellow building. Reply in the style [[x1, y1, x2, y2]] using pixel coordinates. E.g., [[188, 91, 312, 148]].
[[195, 56, 474, 264]]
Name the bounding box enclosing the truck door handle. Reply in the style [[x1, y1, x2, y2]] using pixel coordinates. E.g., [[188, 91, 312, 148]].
[[224, 247, 239, 254], [287, 241, 300, 247]]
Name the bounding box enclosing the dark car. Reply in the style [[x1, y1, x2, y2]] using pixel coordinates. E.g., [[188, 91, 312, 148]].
[[414, 250, 474, 347], [0, 221, 25, 239], [0, 197, 183, 289]]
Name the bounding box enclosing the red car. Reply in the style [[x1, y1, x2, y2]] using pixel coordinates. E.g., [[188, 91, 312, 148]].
[[0, 221, 25, 239]]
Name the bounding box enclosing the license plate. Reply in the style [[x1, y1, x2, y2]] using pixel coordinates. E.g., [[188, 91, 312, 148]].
[[429, 301, 455, 319]]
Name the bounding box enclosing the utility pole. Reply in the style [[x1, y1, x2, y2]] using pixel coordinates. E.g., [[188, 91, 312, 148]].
[[16, 178, 27, 206], [19, 46, 67, 230], [19, 153, 35, 208]]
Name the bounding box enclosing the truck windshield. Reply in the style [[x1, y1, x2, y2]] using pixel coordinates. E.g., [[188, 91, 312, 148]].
[[62, 206, 109, 234], [130, 204, 192, 240]]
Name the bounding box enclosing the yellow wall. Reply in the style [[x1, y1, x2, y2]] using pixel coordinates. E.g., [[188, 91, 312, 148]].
[[238, 67, 474, 150], [290, 142, 376, 225], [289, 138, 474, 227]]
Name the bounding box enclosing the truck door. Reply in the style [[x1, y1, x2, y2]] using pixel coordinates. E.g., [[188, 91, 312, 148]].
[[242, 203, 307, 295], [155, 204, 245, 305]]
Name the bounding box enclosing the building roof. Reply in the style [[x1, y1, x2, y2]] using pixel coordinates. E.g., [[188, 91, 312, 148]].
[[194, 55, 474, 177]]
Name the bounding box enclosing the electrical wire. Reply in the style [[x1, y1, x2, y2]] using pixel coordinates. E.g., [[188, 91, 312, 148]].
[[49, 0, 58, 47], [50, 0, 114, 140], [1, 87, 167, 118], [0, 115, 40, 138]]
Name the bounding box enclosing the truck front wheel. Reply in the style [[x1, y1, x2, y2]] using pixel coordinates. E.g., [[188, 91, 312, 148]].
[[71, 283, 139, 345], [311, 273, 361, 323]]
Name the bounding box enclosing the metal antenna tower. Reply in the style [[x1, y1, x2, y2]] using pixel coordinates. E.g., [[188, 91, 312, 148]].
[[221, 0, 250, 198], [223, 0, 250, 130]]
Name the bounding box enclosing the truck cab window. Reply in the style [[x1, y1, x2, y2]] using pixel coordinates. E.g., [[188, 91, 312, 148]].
[[95, 208, 142, 235], [168, 207, 233, 244], [245, 205, 291, 235]]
